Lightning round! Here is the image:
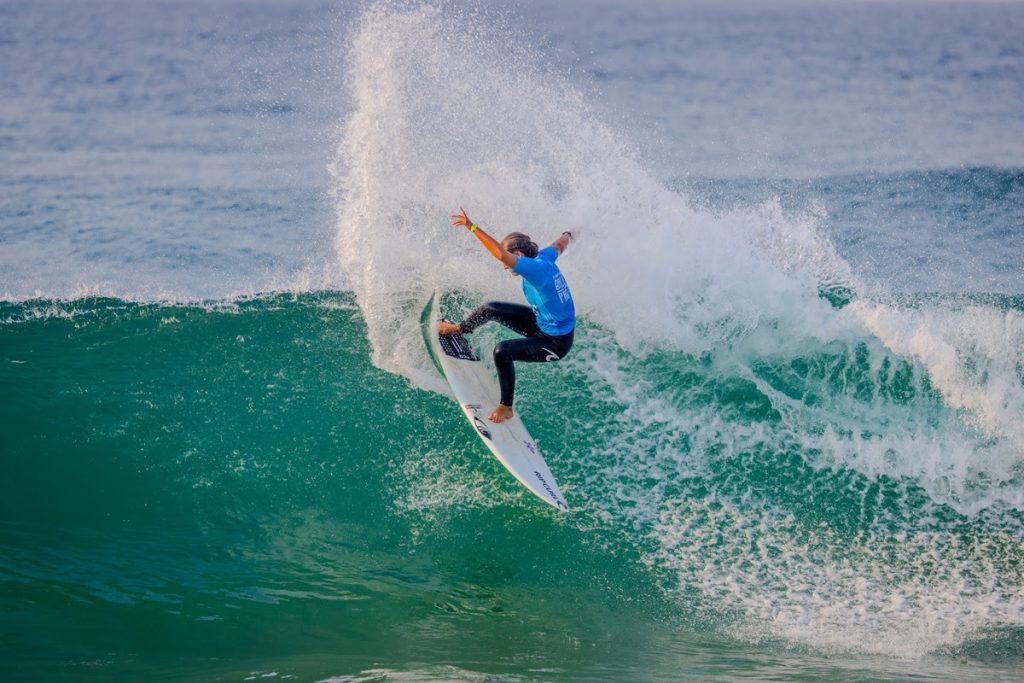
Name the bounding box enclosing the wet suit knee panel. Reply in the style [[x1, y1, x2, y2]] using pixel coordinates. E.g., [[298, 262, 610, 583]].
[[460, 301, 541, 337], [492, 331, 575, 407], [461, 300, 574, 408]]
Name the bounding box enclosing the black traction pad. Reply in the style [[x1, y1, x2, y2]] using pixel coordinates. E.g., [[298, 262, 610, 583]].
[[438, 331, 479, 361]]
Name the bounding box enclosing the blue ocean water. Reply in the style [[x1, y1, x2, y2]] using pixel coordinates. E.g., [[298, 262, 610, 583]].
[[2, 1, 1024, 681]]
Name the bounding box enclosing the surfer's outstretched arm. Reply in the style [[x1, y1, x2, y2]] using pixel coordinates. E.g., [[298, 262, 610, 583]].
[[551, 231, 574, 255], [451, 208, 518, 268]]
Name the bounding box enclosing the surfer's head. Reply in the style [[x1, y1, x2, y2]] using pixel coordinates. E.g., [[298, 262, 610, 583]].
[[501, 232, 538, 259]]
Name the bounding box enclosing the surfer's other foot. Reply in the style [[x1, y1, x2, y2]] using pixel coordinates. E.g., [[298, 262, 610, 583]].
[[489, 404, 513, 423], [438, 321, 461, 335]]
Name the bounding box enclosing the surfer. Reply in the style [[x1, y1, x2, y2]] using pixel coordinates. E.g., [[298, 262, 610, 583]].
[[439, 208, 576, 424]]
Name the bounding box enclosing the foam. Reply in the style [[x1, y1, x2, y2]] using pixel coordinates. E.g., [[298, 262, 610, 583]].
[[581, 339, 1024, 657], [852, 301, 1024, 455], [654, 499, 1024, 658]]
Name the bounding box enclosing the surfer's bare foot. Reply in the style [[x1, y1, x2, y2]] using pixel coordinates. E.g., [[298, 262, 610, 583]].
[[489, 404, 513, 423], [438, 321, 461, 335]]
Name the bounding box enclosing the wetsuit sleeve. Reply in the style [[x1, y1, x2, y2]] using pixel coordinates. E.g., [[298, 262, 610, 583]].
[[537, 246, 558, 263], [512, 255, 546, 281]]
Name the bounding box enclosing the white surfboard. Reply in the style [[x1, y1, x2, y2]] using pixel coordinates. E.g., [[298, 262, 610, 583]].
[[427, 294, 569, 511]]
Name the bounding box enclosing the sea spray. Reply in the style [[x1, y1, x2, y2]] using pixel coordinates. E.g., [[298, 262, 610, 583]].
[[332, 2, 854, 376]]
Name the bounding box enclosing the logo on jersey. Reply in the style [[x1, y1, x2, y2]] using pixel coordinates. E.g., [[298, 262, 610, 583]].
[[553, 273, 571, 303]]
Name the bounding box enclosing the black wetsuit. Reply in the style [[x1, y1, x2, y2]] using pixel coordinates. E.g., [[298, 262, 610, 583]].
[[458, 301, 574, 407]]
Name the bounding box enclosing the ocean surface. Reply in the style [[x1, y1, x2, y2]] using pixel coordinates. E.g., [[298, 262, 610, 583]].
[[2, 1, 1024, 681]]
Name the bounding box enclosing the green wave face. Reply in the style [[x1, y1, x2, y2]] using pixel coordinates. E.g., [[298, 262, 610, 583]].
[[3, 293, 1023, 681]]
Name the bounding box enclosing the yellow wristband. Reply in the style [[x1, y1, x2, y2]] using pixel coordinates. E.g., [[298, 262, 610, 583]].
[[469, 223, 478, 233]]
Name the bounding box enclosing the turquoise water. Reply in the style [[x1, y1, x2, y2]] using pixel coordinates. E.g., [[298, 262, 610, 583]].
[[3, 0, 1024, 680], [3, 294, 1023, 681]]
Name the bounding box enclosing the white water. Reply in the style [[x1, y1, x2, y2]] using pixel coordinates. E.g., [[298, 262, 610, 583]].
[[332, 3, 853, 382]]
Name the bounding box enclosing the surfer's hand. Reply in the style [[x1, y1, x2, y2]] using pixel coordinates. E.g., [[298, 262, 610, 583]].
[[553, 228, 578, 255], [452, 207, 472, 229], [563, 227, 581, 241]]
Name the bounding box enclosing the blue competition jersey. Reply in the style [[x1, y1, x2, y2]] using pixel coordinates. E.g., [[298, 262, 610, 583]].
[[511, 246, 576, 336]]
